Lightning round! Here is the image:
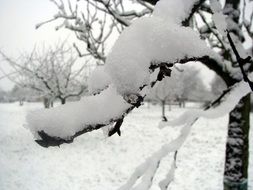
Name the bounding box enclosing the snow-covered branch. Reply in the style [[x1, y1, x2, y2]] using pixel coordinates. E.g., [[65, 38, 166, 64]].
[[27, 55, 214, 147]]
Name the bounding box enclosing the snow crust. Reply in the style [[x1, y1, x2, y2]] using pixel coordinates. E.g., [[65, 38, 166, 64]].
[[27, 86, 130, 139]]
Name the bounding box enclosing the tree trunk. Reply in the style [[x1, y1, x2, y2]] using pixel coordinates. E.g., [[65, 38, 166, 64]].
[[61, 98, 66, 105], [178, 98, 182, 108], [168, 100, 172, 111], [223, 94, 250, 190], [222, 0, 250, 188], [19, 100, 24, 106], [50, 101, 54, 107], [43, 97, 50, 109], [161, 100, 165, 118]]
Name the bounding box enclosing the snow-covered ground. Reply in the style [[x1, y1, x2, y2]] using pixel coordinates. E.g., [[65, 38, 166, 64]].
[[0, 102, 252, 190]]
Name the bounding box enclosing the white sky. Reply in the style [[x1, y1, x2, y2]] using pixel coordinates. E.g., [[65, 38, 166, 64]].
[[0, 0, 77, 91], [0, 0, 217, 91]]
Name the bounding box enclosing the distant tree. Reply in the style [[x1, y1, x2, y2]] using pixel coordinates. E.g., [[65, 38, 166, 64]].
[[9, 85, 27, 105], [7, 85, 40, 105], [149, 66, 210, 119], [0, 43, 88, 108], [176, 66, 210, 103], [148, 68, 182, 119]]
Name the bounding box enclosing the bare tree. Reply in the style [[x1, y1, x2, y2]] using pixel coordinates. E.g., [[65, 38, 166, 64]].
[[149, 66, 210, 120], [0, 42, 87, 108], [148, 68, 182, 118], [179, 66, 211, 103]]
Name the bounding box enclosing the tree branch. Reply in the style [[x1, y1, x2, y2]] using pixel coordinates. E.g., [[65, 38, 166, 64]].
[[227, 30, 253, 91]]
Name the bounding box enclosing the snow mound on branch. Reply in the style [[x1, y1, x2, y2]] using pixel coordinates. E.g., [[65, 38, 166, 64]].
[[88, 66, 111, 94], [105, 16, 211, 95], [26, 86, 130, 139], [153, 0, 198, 24]]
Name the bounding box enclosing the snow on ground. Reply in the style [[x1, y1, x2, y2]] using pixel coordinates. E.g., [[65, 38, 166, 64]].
[[0, 102, 252, 190]]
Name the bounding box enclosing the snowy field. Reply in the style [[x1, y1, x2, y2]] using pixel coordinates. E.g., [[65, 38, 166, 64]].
[[0, 102, 252, 190]]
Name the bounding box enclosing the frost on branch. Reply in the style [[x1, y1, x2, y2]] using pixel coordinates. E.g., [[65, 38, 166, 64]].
[[26, 0, 216, 146]]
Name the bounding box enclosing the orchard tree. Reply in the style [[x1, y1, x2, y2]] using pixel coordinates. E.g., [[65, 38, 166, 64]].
[[149, 69, 182, 118], [179, 66, 210, 103], [8, 85, 38, 105], [148, 66, 209, 119], [28, 0, 253, 190], [0, 43, 87, 108]]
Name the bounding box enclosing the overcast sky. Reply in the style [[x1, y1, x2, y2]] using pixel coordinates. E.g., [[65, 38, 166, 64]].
[[0, 0, 77, 91]]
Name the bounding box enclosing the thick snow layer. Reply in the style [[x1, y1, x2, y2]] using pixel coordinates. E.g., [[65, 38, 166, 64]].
[[88, 66, 111, 94], [153, 0, 198, 24], [101, 0, 212, 95], [26, 86, 131, 139], [1, 103, 253, 190]]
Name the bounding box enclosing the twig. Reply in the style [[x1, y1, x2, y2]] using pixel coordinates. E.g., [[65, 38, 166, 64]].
[[226, 30, 253, 91]]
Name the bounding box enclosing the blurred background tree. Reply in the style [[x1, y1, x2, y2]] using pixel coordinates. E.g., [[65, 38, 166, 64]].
[[0, 42, 88, 108]]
